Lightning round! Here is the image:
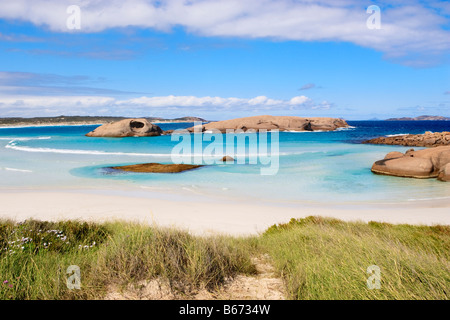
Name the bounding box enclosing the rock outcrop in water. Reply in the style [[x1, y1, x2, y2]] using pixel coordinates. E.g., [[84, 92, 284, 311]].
[[371, 146, 450, 181], [186, 115, 348, 133], [110, 163, 203, 173], [220, 156, 235, 162], [364, 131, 450, 147], [86, 119, 162, 137]]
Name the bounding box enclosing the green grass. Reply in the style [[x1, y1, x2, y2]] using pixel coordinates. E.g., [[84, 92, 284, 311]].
[[0, 220, 255, 299], [0, 217, 449, 300], [261, 216, 450, 300]]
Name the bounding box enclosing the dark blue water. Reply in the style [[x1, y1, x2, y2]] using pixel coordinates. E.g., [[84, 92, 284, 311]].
[[346, 121, 450, 142], [1, 120, 448, 142]]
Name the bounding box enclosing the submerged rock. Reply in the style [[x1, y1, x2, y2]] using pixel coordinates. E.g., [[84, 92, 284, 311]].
[[371, 146, 450, 181], [186, 115, 348, 133], [86, 119, 162, 137], [110, 163, 203, 173]]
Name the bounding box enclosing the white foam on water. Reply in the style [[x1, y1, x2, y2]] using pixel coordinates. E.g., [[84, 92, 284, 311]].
[[335, 126, 356, 131], [5, 141, 318, 158], [5, 143, 171, 157], [2, 167, 33, 173], [0, 136, 51, 141], [385, 133, 409, 137]]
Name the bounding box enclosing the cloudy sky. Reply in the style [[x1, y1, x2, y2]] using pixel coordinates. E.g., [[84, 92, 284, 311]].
[[0, 0, 449, 120]]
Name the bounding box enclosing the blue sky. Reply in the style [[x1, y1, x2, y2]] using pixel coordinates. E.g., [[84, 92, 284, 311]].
[[0, 0, 449, 120]]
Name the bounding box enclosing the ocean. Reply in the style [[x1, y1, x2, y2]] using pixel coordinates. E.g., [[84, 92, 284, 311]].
[[1, 121, 450, 204]]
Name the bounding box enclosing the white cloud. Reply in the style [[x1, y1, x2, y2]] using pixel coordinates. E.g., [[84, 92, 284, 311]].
[[0, 0, 449, 65], [289, 96, 309, 105], [0, 96, 115, 109], [117, 95, 315, 109], [0, 94, 329, 117]]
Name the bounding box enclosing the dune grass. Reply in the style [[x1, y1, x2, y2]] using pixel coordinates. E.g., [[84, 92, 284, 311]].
[[260, 216, 450, 300], [0, 220, 255, 299], [0, 216, 449, 300]]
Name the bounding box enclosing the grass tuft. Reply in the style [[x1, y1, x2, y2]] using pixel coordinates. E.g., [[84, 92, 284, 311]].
[[260, 216, 450, 299], [0, 220, 255, 299]]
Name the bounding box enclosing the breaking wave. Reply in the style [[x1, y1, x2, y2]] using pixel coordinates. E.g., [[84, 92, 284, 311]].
[[385, 133, 409, 137], [5, 141, 317, 157]]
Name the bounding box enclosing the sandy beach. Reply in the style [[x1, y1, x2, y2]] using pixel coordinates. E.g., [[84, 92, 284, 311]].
[[1, 189, 449, 236]]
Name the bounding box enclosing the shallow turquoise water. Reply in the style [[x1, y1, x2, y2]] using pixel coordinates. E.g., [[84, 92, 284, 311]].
[[1, 121, 450, 203]]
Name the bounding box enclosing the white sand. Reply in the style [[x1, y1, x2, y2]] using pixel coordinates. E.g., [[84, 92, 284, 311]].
[[0, 190, 449, 236]]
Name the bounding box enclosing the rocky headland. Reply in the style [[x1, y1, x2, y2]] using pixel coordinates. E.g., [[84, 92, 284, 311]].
[[371, 146, 450, 182], [364, 131, 450, 147], [187, 115, 349, 133]]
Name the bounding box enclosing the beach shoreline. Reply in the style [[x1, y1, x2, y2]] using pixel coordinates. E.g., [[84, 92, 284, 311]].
[[1, 121, 450, 236], [1, 188, 449, 236]]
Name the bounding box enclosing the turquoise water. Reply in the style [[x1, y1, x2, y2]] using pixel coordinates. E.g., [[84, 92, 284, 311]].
[[1, 121, 450, 204]]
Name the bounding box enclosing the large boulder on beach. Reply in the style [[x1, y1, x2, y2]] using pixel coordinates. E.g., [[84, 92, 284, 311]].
[[438, 163, 450, 182], [86, 119, 162, 137], [187, 115, 348, 133], [371, 146, 450, 181], [372, 157, 434, 178]]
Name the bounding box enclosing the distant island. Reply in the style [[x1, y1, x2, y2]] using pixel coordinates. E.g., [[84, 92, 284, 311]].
[[0, 115, 207, 127], [386, 115, 450, 121]]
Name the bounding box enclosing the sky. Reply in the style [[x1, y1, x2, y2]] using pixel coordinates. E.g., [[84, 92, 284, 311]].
[[0, 0, 449, 120]]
